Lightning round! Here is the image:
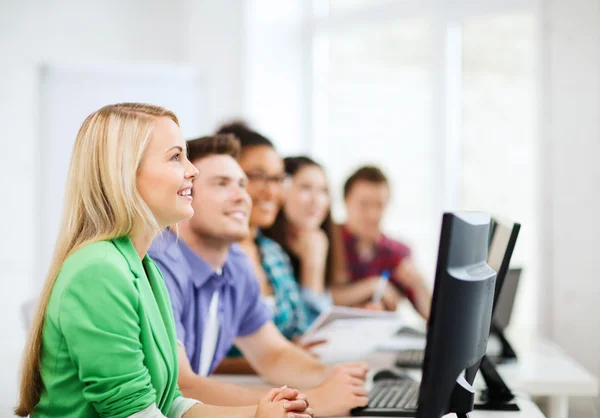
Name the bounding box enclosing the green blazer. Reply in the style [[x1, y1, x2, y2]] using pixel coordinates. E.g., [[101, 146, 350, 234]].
[[34, 236, 183, 418]]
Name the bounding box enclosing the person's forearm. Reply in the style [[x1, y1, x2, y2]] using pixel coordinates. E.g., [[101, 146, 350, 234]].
[[260, 345, 329, 389], [412, 284, 432, 320], [179, 374, 265, 407], [300, 259, 326, 293], [183, 403, 256, 418], [213, 357, 258, 375], [393, 260, 431, 320], [329, 278, 377, 306]]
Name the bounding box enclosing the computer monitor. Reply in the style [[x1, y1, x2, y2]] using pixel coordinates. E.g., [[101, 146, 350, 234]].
[[493, 267, 522, 331], [416, 212, 496, 418], [487, 219, 521, 312], [395, 218, 520, 346], [472, 219, 521, 411], [485, 219, 521, 366], [487, 218, 498, 250]]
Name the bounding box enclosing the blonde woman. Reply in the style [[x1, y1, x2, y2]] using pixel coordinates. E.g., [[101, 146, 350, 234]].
[[15, 103, 312, 418]]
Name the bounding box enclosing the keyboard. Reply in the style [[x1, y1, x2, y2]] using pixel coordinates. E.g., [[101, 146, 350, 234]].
[[395, 349, 425, 368], [352, 379, 420, 417], [395, 327, 426, 338]]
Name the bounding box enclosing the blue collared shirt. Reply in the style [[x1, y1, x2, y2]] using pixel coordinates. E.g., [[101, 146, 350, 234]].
[[149, 230, 272, 375]]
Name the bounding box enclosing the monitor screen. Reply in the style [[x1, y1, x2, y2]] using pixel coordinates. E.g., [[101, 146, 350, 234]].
[[487, 219, 521, 315]]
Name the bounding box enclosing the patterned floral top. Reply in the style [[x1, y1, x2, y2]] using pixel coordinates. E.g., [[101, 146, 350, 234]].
[[227, 234, 312, 358], [256, 233, 311, 340]]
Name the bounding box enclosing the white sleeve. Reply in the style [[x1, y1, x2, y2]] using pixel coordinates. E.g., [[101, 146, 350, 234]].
[[126, 398, 201, 418], [168, 396, 202, 418], [127, 404, 167, 418]]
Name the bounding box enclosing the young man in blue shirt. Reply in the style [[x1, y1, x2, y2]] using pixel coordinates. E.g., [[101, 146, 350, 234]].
[[150, 134, 369, 417]]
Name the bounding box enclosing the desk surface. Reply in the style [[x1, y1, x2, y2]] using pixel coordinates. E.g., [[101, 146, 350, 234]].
[[493, 329, 599, 397], [212, 371, 546, 418], [214, 310, 596, 418], [392, 305, 598, 399], [460, 398, 544, 418], [213, 353, 547, 418], [380, 330, 599, 398]]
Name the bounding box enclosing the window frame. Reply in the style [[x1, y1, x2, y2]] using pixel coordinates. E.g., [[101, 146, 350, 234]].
[[304, 0, 542, 328], [306, 0, 540, 210]]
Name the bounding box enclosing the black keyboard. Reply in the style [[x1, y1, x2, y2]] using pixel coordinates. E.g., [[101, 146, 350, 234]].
[[352, 379, 420, 417], [395, 349, 425, 368]]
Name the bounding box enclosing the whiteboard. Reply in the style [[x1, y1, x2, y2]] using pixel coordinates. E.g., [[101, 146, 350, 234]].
[[37, 63, 204, 281]]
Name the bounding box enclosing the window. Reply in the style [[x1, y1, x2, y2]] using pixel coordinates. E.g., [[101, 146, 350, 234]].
[[243, 0, 540, 326], [461, 13, 538, 325], [326, 0, 399, 14], [312, 19, 439, 276], [310, 2, 539, 326]]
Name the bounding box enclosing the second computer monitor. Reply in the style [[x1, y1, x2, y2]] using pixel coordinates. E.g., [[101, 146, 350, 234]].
[[487, 219, 521, 312], [493, 267, 522, 331]]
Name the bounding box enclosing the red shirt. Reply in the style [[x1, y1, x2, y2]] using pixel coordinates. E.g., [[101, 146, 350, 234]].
[[341, 224, 414, 303]]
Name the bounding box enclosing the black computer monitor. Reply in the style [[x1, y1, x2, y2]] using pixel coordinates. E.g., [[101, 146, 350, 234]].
[[492, 267, 522, 331], [416, 212, 497, 418], [474, 219, 521, 411], [487, 219, 521, 313], [395, 218, 520, 348], [484, 219, 521, 366]]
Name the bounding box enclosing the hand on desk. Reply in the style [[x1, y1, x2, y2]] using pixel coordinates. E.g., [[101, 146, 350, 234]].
[[257, 386, 313, 418], [360, 301, 385, 311], [353, 276, 404, 312], [306, 363, 369, 417], [379, 285, 405, 311]]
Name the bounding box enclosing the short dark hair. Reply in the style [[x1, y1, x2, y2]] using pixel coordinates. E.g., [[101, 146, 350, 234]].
[[282, 155, 319, 176], [343, 165, 389, 198], [186, 134, 241, 163], [215, 120, 274, 149]]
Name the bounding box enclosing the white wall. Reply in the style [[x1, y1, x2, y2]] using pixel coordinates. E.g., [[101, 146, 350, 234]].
[[242, 0, 310, 155], [540, 0, 600, 378], [184, 0, 244, 131], [0, 0, 244, 414]]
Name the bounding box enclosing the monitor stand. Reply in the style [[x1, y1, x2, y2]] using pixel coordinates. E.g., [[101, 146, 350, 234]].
[[490, 322, 518, 363], [448, 374, 476, 417], [474, 355, 520, 411]]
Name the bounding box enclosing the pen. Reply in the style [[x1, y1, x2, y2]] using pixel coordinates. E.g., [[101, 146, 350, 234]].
[[372, 270, 390, 303]]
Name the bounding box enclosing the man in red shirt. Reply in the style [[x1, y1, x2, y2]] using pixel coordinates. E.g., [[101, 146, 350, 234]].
[[333, 166, 431, 319]]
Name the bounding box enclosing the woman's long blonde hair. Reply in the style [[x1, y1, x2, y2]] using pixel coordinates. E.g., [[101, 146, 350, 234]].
[[15, 103, 179, 416]]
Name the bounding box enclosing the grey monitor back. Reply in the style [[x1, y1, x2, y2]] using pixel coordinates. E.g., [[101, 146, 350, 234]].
[[416, 212, 496, 418]]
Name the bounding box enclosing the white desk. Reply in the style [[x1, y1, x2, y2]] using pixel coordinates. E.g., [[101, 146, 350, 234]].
[[468, 400, 545, 418], [488, 329, 598, 418], [213, 356, 547, 418], [380, 329, 598, 418], [390, 306, 598, 418]]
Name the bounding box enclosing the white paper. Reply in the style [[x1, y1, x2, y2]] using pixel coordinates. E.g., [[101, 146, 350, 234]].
[[301, 306, 403, 344], [377, 334, 427, 352], [305, 317, 403, 364]]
